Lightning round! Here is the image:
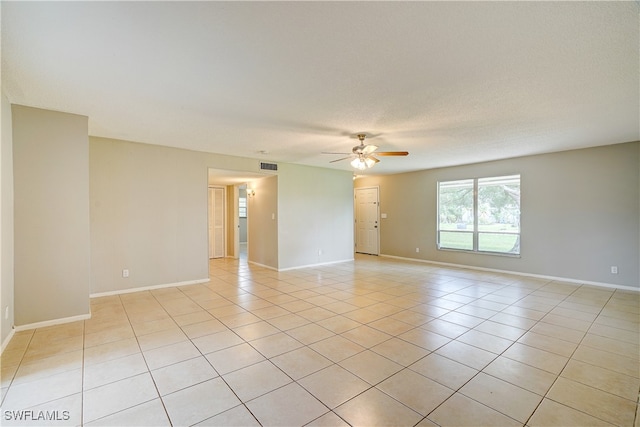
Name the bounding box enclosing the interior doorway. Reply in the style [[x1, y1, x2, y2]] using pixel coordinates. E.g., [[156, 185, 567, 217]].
[[207, 168, 267, 264], [355, 186, 380, 255]]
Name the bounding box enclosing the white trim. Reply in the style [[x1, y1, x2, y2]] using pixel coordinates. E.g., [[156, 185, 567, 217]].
[[379, 254, 640, 292], [277, 258, 355, 272], [1, 328, 16, 354], [247, 261, 279, 271], [248, 258, 355, 272], [90, 278, 210, 298], [14, 312, 92, 332]]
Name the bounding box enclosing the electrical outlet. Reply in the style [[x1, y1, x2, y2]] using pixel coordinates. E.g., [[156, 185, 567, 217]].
[[122, 269, 130, 278], [416, 247, 420, 253], [610, 266, 618, 274]]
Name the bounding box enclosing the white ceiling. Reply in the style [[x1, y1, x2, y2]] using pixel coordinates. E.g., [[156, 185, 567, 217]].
[[2, 1, 638, 175]]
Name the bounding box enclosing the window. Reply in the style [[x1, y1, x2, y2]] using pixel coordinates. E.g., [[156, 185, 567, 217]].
[[438, 175, 520, 255], [239, 197, 247, 218]]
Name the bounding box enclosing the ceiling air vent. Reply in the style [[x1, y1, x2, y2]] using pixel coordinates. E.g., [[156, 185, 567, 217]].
[[260, 162, 278, 171]]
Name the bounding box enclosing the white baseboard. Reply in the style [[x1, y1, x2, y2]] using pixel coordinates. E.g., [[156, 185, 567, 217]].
[[277, 258, 355, 272], [1, 327, 16, 354], [247, 261, 278, 271], [90, 278, 210, 298], [247, 258, 355, 272], [14, 312, 92, 332], [380, 254, 640, 292], [3, 278, 209, 353]]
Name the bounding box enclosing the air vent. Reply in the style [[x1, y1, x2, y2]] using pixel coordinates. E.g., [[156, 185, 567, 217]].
[[260, 162, 278, 171]]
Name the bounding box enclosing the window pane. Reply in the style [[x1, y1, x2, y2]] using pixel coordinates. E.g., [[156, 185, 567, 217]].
[[439, 231, 473, 250], [478, 232, 519, 254], [239, 197, 247, 218], [438, 179, 474, 234], [477, 175, 520, 253]]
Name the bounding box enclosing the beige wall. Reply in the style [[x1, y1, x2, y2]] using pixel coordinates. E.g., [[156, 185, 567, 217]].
[[247, 175, 279, 269], [13, 106, 91, 325], [9, 104, 635, 343], [1, 92, 15, 344], [356, 141, 640, 288], [90, 137, 353, 292], [277, 163, 354, 270], [90, 138, 209, 293], [90, 137, 273, 294]]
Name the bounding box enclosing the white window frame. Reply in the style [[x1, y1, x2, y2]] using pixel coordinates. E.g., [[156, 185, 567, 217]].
[[437, 174, 521, 256]]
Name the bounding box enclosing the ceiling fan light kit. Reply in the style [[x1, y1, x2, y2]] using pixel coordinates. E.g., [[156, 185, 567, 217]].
[[351, 156, 377, 170], [324, 133, 409, 170]]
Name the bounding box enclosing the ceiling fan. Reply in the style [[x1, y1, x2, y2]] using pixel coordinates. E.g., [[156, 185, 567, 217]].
[[323, 134, 409, 170]]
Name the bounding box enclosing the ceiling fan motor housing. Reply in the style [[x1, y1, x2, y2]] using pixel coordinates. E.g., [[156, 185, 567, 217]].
[[323, 132, 408, 168]]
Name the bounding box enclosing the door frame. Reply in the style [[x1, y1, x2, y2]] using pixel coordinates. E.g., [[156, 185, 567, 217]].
[[232, 185, 240, 259]]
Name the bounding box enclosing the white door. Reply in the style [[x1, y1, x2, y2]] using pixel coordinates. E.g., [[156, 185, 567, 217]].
[[208, 187, 225, 259], [355, 187, 379, 255]]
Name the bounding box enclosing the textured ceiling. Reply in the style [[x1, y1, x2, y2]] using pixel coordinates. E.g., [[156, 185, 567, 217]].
[[2, 2, 638, 175]]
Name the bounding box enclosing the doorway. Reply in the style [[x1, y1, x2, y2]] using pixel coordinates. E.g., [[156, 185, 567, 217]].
[[206, 168, 270, 266], [355, 186, 379, 255]]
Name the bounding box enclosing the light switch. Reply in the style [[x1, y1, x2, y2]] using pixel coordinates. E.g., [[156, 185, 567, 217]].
[[381, 213, 388, 219]]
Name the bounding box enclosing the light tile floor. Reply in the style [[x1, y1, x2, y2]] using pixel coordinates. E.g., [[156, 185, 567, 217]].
[[1, 254, 639, 426]]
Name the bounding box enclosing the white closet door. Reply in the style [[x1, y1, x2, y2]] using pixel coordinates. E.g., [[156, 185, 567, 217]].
[[209, 187, 225, 259]]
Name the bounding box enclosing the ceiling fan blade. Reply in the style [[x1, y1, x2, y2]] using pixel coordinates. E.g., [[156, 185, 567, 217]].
[[329, 156, 353, 163], [362, 144, 378, 155], [368, 155, 380, 164], [375, 151, 409, 156]]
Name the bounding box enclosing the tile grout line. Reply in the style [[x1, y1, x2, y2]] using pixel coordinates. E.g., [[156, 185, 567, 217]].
[[522, 283, 619, 427], [180, 279, 264, 427], [80, 319, 85, 426], [120, 291, 174, 427], [413, 277, 583, 425], [6, 256, 636, 426]]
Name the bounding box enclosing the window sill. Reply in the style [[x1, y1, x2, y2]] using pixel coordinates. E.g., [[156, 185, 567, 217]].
[[436, 247, 521, 259]]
